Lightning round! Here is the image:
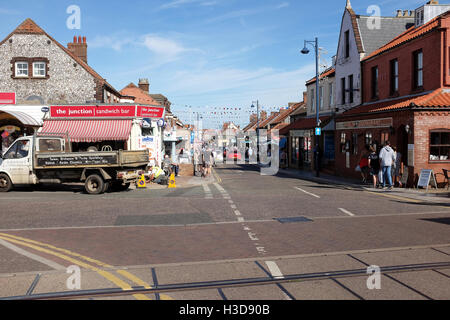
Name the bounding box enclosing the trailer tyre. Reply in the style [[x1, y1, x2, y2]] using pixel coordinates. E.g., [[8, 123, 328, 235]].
[[85, 174, 105, 195], [0, 174, 12, 192]]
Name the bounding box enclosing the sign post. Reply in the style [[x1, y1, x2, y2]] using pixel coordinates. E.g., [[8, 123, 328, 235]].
[[417, 169, 438, 190]]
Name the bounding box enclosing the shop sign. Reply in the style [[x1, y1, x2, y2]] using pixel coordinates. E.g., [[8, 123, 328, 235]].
[[137, 106, 165, 118], [50, 106, 135, 118], [0, 93, 15, 105], [50, 105, 165, 119], [290, 130, 311, 138], [336, 118, 393, 130]]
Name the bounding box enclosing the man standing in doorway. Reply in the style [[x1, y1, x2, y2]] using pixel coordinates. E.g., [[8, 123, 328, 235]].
[[379, 141, 396, 190]]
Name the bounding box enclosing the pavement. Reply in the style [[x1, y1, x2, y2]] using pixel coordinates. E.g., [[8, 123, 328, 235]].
[[278, 167, 450, 205]]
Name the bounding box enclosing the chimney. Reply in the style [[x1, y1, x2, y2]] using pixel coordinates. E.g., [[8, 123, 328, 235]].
[[68, 35, 88, 64], [138, 78, 150, 93], [260, 111, 267, 120], [303, 91, 308, 104], [396, 10, 403, 17], [403, 10, 409, 17]]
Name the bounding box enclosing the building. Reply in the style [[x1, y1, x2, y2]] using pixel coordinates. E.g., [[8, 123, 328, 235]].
[[280, 68, 336, 171], [334, 1, 414, 113], [335, 4, 450, 186], [0, 19, 121, 106]]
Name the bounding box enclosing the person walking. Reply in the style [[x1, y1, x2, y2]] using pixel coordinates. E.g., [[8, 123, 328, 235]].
[[368, 146, 380, 188], [359, 145, 370, 184], [392, 146, 404, 188], [379, 141, 396, 190]]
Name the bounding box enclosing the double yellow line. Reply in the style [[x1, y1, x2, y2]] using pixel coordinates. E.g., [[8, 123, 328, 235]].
[[0, 232, 172, 300]]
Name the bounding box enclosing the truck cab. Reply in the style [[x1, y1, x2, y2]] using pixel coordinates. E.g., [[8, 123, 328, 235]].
[[0, 136, 34, 186]]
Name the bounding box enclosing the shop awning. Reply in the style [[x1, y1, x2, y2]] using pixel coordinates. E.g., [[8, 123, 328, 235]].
[[0, 107, 42, 126], [41, 119, 132, 143]]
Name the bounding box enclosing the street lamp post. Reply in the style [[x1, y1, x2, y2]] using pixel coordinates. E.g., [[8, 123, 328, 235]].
[[301, 37, 321, 177], [251, 100, 260, 160]]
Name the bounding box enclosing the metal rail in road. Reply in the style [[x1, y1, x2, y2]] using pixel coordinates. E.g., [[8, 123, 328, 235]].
[[2, 261, 450, 300]]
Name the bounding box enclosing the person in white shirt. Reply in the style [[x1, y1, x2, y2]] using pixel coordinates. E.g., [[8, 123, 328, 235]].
[[379, 141, 396, 190]]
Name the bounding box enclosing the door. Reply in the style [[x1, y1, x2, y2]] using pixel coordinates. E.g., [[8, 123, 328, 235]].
[[1, 138, 32, 184]]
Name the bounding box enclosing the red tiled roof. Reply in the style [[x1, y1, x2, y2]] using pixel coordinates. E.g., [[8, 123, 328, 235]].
[[270, 122, 289, 132], [279, 116, 331, 136], [363, 14, 444, 61], [258, 112, 279, 128], [342, 88, 450, 116], [271, 103, 304, 124], [120, 83, 160, 105], [306, 68, 335, 85]]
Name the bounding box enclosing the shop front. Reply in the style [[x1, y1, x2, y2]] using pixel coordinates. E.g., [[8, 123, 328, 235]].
[[40, 104, 165, 166], [0, 106, 44, 154]]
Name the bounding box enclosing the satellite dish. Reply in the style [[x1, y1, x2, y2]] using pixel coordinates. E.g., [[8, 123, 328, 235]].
[[141, 120, 151, 128], [41, 107, 49, 113]]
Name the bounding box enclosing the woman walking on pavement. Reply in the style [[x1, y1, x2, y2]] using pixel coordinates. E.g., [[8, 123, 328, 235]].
[[359, 145, 370, 184], [368, 145, 380, 189]]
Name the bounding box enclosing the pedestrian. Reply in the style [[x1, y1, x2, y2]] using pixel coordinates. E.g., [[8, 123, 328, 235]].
[[379, 141, 396, 190], [359, 145, 370, 184], [392, 146, 404, 188], [368, 145, 380, 188]]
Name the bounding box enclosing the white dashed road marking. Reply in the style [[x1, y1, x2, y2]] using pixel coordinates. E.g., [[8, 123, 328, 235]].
[[338, 208, 355, 217], [265, 261, 285, 280], [294, 187, 321, 199]]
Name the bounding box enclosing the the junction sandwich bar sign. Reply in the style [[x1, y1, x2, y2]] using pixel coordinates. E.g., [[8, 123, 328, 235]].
[[37, 154, 118, 167], [49, 105, 165, 119]]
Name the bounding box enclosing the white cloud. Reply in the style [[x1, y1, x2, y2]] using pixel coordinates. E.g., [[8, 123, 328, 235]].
[[159, 0, 219, 10], [276, 2, 290, 9]]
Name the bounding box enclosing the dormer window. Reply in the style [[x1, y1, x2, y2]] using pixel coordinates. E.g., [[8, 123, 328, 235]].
[[15, 61, 28, 77]]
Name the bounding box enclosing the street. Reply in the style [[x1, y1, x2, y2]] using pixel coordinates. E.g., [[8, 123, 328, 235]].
[[0, 164, 449, 300]]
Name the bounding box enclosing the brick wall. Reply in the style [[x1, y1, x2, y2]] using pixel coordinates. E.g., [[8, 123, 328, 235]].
[[414, 111, 450, 185], [362, 31, 443, 103]]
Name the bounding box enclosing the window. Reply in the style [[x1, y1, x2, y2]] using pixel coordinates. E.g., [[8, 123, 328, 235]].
[[413, 50, 423, 89], [12, 57, 49, 79], [352, 133, 358, 155], [371, 66, 379, 99], [340, 132, 346, 153], [319, 87, 324, 110], [344, 30, 350, 58], [341, 78, 346, 105], [365, 132, 373, 145], [430, 131, 450, 161], [348, 74, 354, 104], [311, 89, 315, 112], [390, 59, 399, 95], [381, 132, 389, 146], [15, 61, 28, 78], [3, 140, 30, 159], [38, 139, 62, 152], [33, 62, 46, 78], [329, 83, 333, 108]]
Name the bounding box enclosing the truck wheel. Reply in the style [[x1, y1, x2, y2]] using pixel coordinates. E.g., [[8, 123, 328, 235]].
[[85, 174, 105, 195], [0, 174, 12, 192]]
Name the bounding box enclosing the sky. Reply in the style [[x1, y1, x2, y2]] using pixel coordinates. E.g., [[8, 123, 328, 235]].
[[0, 0, 426, 128]]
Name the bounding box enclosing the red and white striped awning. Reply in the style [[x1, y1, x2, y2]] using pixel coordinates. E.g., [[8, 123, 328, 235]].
[[41, 120, 132, 143]]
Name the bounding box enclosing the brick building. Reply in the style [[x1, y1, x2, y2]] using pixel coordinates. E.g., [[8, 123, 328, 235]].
[[335, 6, 450, 186]]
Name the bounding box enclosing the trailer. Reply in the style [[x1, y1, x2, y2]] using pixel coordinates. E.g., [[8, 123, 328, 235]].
[[0, 134, 149, 194]]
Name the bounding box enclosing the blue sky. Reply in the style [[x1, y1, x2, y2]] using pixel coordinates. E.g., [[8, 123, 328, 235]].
[[0, 0, 426, 128]]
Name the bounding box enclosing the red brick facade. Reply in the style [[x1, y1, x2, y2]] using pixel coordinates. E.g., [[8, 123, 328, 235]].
[[335, 13, 450, 187]]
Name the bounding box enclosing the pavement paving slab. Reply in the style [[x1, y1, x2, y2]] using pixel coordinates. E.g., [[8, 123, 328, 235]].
[[387, 270, 450, 300], [262, 255, 367, 276], [161, 289, 223, 300], [0, 274, 37, 298], [33, 270, 121, 294], [154, 261, 268, 285], [337, 275, 426, 300], [283, 279, 358, 300], [351, 248, 450, 267], [221, 284, 289, 300]]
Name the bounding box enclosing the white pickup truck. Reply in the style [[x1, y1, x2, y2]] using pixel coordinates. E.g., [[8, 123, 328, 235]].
[[0, 134, 149, 194]]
